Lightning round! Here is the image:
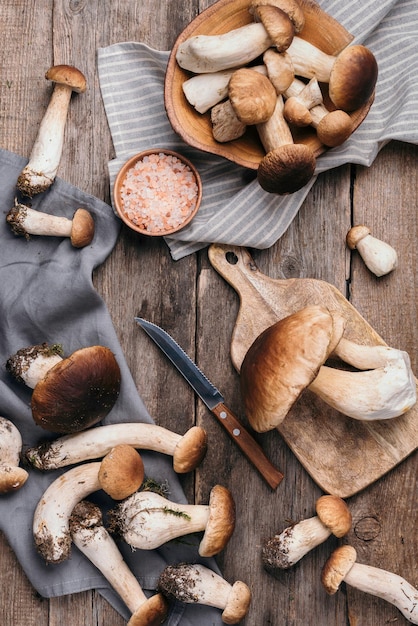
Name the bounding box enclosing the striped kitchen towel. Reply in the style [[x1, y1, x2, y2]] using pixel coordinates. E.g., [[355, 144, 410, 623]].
[[98, 0, 418, 260]]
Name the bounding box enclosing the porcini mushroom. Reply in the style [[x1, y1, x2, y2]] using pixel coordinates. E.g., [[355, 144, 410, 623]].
[[249, 0, 305, 35], [17, 64, 87, 197], [229, 67, 277, 125], [285, 39, 378, 111], [211, 100, 248, 143], [0, 416, 29, 494], [240, 305, 416, 432], [283, 77, 324, 126], [249, 3, 299, 53], [70, 500, 168, 626], [322, 545, 418, 624], [26, 423, 207, 473], [158, 563, 251, 625], [6, 343, 121, 433], [109, 484, 235, 558], [33, 445, 144, 563], [346, 225, 398, 277], [256, 95, 316, 194], [262, 495, 352, 570], [6, 201, 95, 248], [263, 48, 295, 94]]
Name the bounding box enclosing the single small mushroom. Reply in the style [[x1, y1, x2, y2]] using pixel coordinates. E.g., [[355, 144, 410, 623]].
[[158, 563, 251, 625], [6, 342, 121, 433], [262, 495, 352, 571], [322, 545, 418, 624], [346, 225, 398, 277], [6, 201, 95, 248], [286, 39, 378, 111], [70, 501, 168, 626], [228, 67, 277, 125], [240, 305, 417, 432], [25, 423, 207, 473], [33, 445, 144, 563], [256, 95, 316, 194], [263, 48, 295, 94], [249, 4, 296, 53], [0, 416, 29, 494], [17, 64, 87, 197], [211, 99, 247, 143], [283, 77, 324, 126], [109, 484, 235, 558], [249, 0, 305, 35]]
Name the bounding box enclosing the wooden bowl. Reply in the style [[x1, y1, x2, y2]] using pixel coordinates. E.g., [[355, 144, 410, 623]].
[[164, 0, 375, 170], [113, 149, 202, 236]]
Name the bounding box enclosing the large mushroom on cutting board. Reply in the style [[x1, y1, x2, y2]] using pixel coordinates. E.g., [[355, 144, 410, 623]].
[[6, 343, 121, 433], [240, 305, 416, 431]]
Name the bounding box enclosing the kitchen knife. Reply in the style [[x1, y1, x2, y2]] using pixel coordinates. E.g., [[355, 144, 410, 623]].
[[135, 317, 283, 489]]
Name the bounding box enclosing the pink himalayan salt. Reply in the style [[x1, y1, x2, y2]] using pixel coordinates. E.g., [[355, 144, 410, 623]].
[[119, 152, 199, 234]]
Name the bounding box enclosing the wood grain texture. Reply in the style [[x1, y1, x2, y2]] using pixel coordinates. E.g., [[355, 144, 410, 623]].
[[0, 0, 416, 625]]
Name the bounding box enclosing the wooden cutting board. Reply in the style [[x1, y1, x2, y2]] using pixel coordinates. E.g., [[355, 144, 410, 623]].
[[208, 243, 418, 498]]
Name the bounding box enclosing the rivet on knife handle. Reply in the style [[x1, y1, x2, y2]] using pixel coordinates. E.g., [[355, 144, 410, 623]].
[[134, 317, 283, 489]]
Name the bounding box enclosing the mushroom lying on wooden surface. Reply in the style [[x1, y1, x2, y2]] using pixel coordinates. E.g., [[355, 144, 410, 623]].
[[0, 416, 29, 494], [322, 545, 418, 624], [158, 563, 251, 625], [6, 201, 95, 248], [240, 305, 417, 431], [262, 495, 351, 570], [70, 500, 168, 626], [33, 445, 144, 564], [346, 225, 398, 277], [17, 64, 86, 197], [26, 423, 207, 473], [6, 342, 121, 433], [109, 484, 235, 557]]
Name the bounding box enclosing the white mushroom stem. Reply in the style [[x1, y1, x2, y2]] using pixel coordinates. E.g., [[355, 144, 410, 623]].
[[286, 36, 335, 82], [211, 100, 247, 142], [0, 416, 29, 494], [257, 95, 293, 152], [26, 423, 207, 474], [6, 202, 95, 248], [6, 343, 63, 389], [176, 22, 272, 73], [158, 563, 251, 624], [69, 501, 168, 625], [110, 485, 235, 557], [347, 225, 398, 277]]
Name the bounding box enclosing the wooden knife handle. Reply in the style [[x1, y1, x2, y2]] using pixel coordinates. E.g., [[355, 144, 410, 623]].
[[212, 402, 284, 489]]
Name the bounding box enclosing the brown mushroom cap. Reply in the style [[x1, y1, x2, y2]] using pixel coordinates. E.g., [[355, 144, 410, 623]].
[[31, 345, 121, 433], [240, 305, 336, 432], [346, 224, 371, 249], [98, 445, 144, 500], [321, 545, 357, 594], [45, 64, 87, 93], [316, 110, 353, 147], [329, 45, 378, 112], [127, 593, 169, 626], [173, 425, 207, 473], [199, 485, 236, 557], [257, 143, 316, 194], [263, 49, 294, 94], [229, 68, 277, 125], [283, 96, 313, 126], [71, 208, 95, 248], [222, 580, 252, 624], [253, 5, 295, 52], [0, 466, 29, 494], [315, 495, 352, 537], [250, 0, 305, 33]]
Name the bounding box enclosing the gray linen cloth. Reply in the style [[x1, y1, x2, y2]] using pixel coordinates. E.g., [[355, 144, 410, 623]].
[[98, 0, 418, 261], [0, 148, 223, 625]]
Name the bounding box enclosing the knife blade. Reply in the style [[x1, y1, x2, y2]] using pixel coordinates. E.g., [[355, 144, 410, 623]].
[[135, 317, 283, 489]]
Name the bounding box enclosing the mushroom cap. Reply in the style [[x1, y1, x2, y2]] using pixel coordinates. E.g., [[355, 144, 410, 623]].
[[240, 305, 336, 432], [0, 466, 29, 494], [283, 96, 313, 126], [257, 143, 316, 195], [316, 110, 353, 147], [198, 484, 236, 557], [329, 45, 378, 112], [222, 580, 252, 624], [250, 0, 305, 33], [253, 5, 295, 52], [127, 593, 169, 626], [229, 68, 277, 125], [71, 208, 95, 247], [321, 545, 357, 594], [263, 49, 294, 94], [172, 425, 207, 473], [31, 345, 121, 433], [346, 224, 371, 249], [98, 445, 144, 500], [315, 495, 352, 537], [45, 64, 87, 93]]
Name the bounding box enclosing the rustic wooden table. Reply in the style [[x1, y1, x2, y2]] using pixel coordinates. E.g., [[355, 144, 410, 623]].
[[0, 1, 417, 624]]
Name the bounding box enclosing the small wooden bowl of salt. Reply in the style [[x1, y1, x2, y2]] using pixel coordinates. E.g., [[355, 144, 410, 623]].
[[113, 149, 202, 236]]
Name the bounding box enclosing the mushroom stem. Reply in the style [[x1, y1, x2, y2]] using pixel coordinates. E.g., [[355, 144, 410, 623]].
[[0, 416, 29, 494], [6, 202, 95, 248], [110, 484, 235, 557], [26, 423, 207, 474], [322, 545, 418, 624], [347, 225, 398, 277], [70, 501, 168, 625], [6, 343, 64, 389], [17, 65, 86, 197], [158, 563, 251, 624]]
